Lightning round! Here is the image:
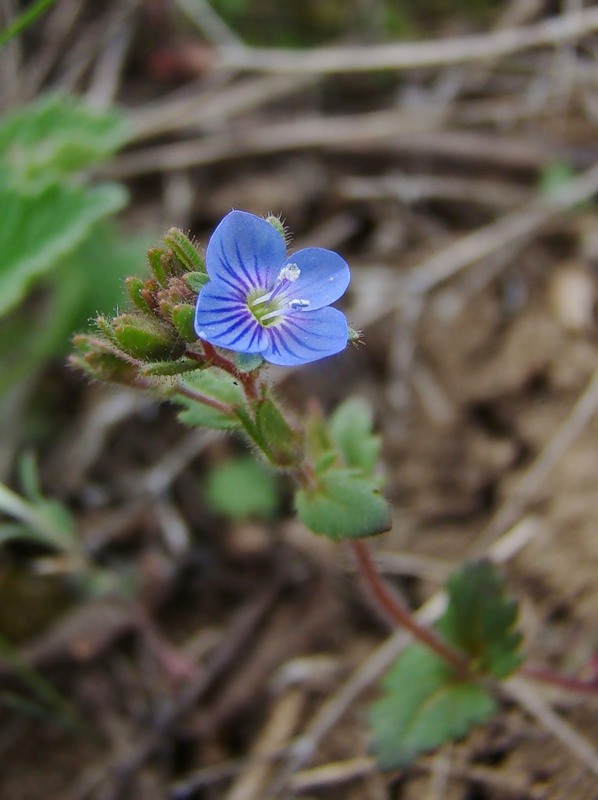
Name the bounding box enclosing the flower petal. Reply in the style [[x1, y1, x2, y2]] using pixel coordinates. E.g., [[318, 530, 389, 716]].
[[195, 280, 268, 353], [262, 307, 348, 366], [278, 248, 350, 311], [205, 210, 286, 293]]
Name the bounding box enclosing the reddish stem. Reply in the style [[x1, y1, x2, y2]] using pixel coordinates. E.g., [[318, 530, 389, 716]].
[[199, 341, 259, 400], [521, 664, 598, 695], [350, 540, 471, 679], [174, 383, 234, 416]]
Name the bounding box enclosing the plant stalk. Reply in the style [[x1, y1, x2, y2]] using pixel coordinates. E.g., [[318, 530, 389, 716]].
[[351, 539, 471, 679]]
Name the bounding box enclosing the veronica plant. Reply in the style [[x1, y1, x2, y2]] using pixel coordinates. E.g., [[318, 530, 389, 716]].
[[70, 211, 598, 771]]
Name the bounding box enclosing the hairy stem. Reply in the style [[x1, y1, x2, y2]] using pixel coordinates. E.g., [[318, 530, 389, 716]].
[[170, 382, 235, 416], [351, 540, 471, 679], [199, 341, 259, 400]]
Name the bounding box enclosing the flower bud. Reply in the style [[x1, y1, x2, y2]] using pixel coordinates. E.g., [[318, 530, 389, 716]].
[[125, 276, 154, 314], [171, 304, 197, 343], [112, 314, 183, 361], [162, 228, 206, 273], [70, 335, 138, 385]]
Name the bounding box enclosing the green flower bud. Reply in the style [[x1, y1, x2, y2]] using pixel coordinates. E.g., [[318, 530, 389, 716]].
[[70, 335, 138, 385], [125, 276, 154, 314], [171, 304, 197, 343], [112, 314, 183, 361], [147, 247, 168, 287], [162, 228, 206, 273]]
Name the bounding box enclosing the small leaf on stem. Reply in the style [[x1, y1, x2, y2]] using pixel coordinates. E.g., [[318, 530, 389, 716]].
[[371, 644, 495, 769], [295, 468, 391, 540], [176, 368, 245, 430], [438, 560, 523, 679]]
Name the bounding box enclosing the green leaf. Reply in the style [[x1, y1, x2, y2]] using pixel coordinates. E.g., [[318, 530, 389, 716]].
[[329, 397, 381, 476], [371, 644, 496, 770], [295, 468, 391, 540], [254, 397, 301, 466], [0, 224, 147, 398], [438, 561, 523, 679], [0, 181, 126, 317], [176, 368, 245, 430], [205, 456, 279, 520], [0, 93, 129, 189], [0, 481, 77, 552], [0, 0, 58, 49]]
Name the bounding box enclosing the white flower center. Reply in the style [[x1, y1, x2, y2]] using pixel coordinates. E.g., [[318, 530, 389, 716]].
[[248, 264, 310, 326]]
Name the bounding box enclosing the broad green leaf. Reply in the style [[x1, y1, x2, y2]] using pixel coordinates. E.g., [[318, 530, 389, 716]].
[[371, 644, 496, 769], [0, 181, 126, 316], [438, 561, 523, 679], [176, 368, 245, 430], [295, 468, 391, 540], [205, 456, 279, 520], [63, 222, 149, 330], [0, 94, 129, 188], [329, 397, 380, 476], [0, 223, 146, 397]]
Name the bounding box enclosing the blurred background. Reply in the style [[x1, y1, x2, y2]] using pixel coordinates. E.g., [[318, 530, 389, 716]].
[[1, 2, 598, 798]]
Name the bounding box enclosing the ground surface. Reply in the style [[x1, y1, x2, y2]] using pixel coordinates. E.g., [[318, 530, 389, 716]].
[[1, 2, 598, 798]]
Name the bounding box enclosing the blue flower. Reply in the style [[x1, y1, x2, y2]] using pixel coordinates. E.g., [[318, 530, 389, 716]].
[[194, 210, 350, 366]]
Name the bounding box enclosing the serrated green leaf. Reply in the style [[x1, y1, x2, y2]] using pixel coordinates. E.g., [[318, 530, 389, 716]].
[[176, 368, 245, 430], [329, 397, 381, 476], [295, 468, 391, 540], [205, 456, 279, 521], [0, 93, 129, 189], [371, 644, 496, 769], [438, 561, 523, 679], [0, 181, 126, 317]]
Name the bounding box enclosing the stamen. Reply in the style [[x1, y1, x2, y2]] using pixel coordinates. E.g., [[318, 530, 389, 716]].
[[260, 308, 284, 322], [276, 263, 300, 283], [289, 299, 310, 310], [251, 290, 272, 306]]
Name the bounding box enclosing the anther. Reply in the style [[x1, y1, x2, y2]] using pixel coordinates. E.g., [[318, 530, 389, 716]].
[[276, 263, 300, 283], [289, 299, 310, 310]]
